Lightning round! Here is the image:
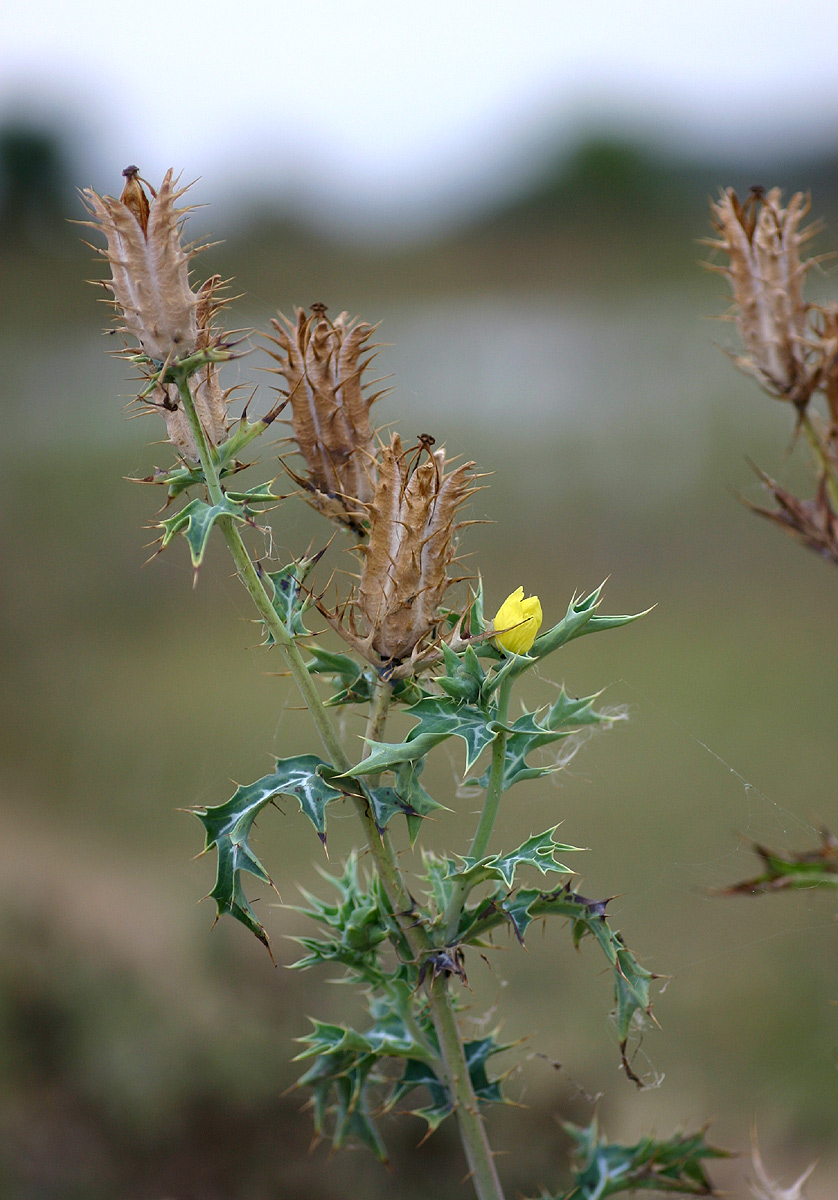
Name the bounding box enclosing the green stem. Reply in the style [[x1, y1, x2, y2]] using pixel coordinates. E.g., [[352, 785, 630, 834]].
[[469, 674, 513, 860], [176, 373, 351, 770], [429, 979, 506, 1200], [443, 674, 513, 943], [364, 675, 393, 778], [177, 375, 505, 1200]]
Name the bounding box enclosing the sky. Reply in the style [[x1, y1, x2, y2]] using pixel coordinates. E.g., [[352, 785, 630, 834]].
[[4, 0, 838, 233]]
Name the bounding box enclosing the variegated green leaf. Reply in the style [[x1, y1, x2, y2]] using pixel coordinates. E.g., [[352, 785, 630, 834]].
[[262, 549, 322, 641], [392, 1036, 508, 1134], [193, 755, 344, 947], [159, 495, 249, 566], [348, 696, 497, 778], [720, 831, 838, 895], [531, 584, 649, 663], [456, 828, 581, 890], [460, 884, 655, 1057], [540, 1119, 727, 1199], [472, 689, 615, 790]]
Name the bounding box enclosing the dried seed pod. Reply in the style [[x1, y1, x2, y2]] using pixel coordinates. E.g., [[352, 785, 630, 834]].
[[707, 187, 820, 408], [80, 167, 199, 361], [160, 276, 233, 458], [265, 307, 380, 533], [353, 432, 475, 663], [811, 303, 838, 430]]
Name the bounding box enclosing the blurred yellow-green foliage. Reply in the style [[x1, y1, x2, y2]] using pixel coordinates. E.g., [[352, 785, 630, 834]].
[[1, 128, 836, 1199]]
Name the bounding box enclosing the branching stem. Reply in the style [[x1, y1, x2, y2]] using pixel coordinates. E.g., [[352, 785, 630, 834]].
[[176, 373, 506, 1200]]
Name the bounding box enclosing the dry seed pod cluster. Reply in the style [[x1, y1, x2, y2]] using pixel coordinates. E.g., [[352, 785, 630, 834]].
[[82, 167, 477, 657], [709, 186, 838, 564]]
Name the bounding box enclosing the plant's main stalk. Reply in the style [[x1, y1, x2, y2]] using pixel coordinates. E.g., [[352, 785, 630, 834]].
[[178, 376, 506, 1200]]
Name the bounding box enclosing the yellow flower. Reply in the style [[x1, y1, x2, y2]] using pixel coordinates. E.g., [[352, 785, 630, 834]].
[[493, 587, 543, 655]]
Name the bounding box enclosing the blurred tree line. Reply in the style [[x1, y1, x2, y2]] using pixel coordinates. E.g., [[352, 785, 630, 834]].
[[5, 114, 838, 330]]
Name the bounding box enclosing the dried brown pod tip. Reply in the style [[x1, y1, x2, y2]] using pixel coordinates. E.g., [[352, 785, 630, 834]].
[[265, 306, 383, 533], [741, 461, 838, 565], [707, 187, 820, 409], [80, 167, 199, 362], [330, 432, 476, 667]]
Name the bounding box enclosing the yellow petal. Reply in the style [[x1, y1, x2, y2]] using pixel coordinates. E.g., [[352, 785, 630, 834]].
[[493, 588, 543, 655]]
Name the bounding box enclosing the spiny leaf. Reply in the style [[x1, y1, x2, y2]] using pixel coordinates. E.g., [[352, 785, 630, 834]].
[[460, 884, 655, 1055], [307, 647, 373, 705], [159, 495, 250, 566], [306, 650, 427, 708], [133, 416, 278, 501], [546, 687, 615, 730], [263, 549, 322, 641], [296, 1016, 417, 1062], [540, 1118, 727, 1198], [463, 1036, 508, 1106], [393, 1036, 508, 1133], [225, 482, 281, 505], [395, 759, 445, 845], [214, 414, 282, 469], [444, 828, 580, 896], [720, 830, 838, 895], [361, 760, 446, 838], [290, 856, 415, 973], [193, 755, 344, 946], [531, 585, 648, 664], [296, 1049, 389, 1161], [366, 786, 413, 833], [469, 689, 620, 790], [470, 711, 573, 790], [296, 1007, 437, 1159], [391, 1057, 452, 1132], [347, 695, 497, 778]]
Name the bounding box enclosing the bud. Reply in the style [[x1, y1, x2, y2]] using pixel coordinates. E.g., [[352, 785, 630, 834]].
[[80, 167, 199, 362], [265, 307, 380, 533], [493, 587, 543, 655], [707, 187, 820, 408]]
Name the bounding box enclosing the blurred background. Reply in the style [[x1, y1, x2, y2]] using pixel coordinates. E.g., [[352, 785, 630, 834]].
[[2, 3, 837, 1197]]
